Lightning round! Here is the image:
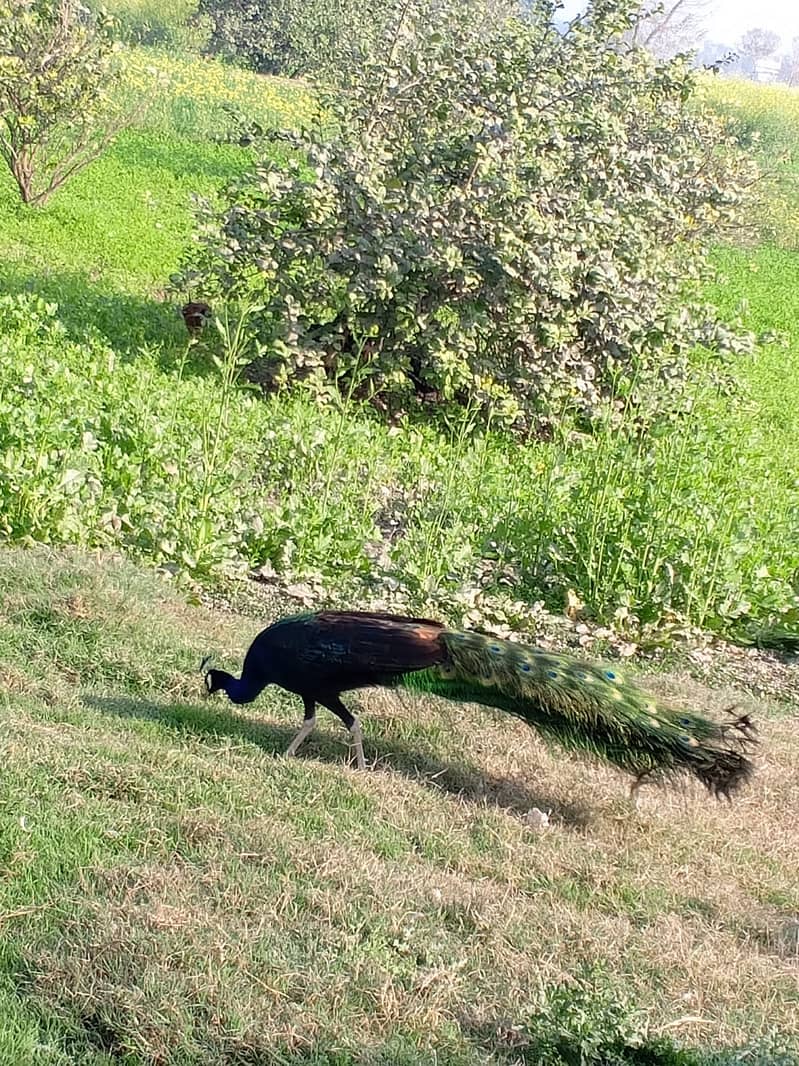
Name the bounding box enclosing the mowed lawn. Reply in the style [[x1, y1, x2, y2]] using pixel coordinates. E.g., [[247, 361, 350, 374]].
[[0, 548, 797, 1063]]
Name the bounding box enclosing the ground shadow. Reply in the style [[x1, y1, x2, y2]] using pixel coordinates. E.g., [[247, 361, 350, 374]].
[[0, 267, 196, 367], [86, 693, 594, 830]]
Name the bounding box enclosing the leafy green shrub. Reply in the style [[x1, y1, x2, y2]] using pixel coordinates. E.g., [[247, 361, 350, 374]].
[[490, 967, 799, 1065], [178, 0, 757, 432], [194, 0, 381, 78], [0, 0, 139, 206]]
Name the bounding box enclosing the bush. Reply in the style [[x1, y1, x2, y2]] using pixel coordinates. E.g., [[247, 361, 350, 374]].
[[482, 966, 799, 1065], [0, 0, 139, 206], [194, 0, 381, 78], [178, 0, 757, 432]]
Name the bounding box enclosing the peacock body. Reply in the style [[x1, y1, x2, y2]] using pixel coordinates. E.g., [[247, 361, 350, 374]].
[[203, 610, 756, 799]]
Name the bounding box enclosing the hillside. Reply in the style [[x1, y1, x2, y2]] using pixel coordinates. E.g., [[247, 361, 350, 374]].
[[0, 50, 798, 641]]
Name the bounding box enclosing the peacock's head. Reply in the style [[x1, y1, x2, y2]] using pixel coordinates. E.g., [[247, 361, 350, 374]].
[[200, 656, 226, 696]]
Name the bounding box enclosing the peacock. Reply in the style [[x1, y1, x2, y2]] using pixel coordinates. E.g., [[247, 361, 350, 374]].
[[201, 610, 757, 801]]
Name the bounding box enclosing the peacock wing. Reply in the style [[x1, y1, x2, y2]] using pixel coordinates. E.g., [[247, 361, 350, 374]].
[[261, 611, 448, 692], [309, 611, 447, 679]]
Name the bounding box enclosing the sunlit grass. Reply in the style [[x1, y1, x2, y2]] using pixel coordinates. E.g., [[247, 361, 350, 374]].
[[0, 547, 796, 1063], [119, 46, 318, 139], [701, 75, 799, 248]]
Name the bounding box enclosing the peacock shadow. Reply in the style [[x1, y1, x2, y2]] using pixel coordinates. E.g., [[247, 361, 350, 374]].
[[84, 693, 594, 831]]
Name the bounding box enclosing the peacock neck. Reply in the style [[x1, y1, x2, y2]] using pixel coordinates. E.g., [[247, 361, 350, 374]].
[[223, 672, 267, 705]]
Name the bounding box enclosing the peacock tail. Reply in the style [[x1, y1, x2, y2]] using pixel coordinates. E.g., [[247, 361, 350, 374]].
[[396, 628, 756, 798]]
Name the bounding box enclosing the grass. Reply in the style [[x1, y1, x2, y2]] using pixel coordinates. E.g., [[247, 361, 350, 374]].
[[702, 77, 799, 248], [119, 48, 318, 140], [0, 53, 798, 641], [0, 50, 796, 635], [0, 46, 798, 1064], [0, 546, 797, 1063], [2, 285, 797, 640], [708, 243, 799, 467], [0, 47, 314, 304]]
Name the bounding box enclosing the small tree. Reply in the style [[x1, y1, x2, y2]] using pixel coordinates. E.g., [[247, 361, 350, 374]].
[[0, 0, 135, 206], [737, 26, 780, 78], [195, 0, 385, 78], [178, 0, 758, 432]]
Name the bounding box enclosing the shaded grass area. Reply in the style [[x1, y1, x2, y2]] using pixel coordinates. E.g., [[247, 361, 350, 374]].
[[0, 128, 246, 316], [0, 547, 797, 1063]]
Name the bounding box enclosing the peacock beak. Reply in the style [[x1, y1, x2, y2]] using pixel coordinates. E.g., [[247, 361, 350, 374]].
[[200, 655, 212, 697]]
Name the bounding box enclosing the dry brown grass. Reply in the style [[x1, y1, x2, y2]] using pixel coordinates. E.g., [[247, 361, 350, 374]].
[[0, 547, 797, 1063]]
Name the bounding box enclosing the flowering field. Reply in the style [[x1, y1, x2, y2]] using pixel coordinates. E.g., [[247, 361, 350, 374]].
[[702, 76, 799, 248], [119, 47, 318, 138]]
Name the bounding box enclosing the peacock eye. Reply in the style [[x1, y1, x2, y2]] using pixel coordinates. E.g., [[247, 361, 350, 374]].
[[605, 671, 616, 681], [547, 670, 558, 679]]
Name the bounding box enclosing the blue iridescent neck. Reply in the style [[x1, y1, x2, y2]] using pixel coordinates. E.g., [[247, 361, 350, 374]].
[[220, 671, 267, 705]]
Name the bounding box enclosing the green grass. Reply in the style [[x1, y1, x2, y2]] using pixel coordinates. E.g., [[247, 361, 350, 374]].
[[118, 48, 317, 139], [708, 242, 799, 454], [0, 50, 798, 1063], [2, 286, 796, 640], [702, 77, 799, 248], [0, 547, 797, 1064], [97, 0, 199, 49], [0, 47, 314, 300], [0, 55, 796, 641], [0, 129, 244, 369]]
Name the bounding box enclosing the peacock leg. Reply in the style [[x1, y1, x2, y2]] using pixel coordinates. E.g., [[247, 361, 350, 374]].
[[629, 771, 651, 807], [322, 696, 366, 770], [285, 697, 317, 758], [349, 718, 366, 770]]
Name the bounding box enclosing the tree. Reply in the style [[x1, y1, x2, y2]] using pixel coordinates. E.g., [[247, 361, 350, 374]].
[[694, 41, 738, 75], [0, 0, 138, 206], [628, 0, 710, 60], [737, 26, 780, 74], [778, 37, 799, 86], [178, 0, 758, 433], [195, 0, 380, 78], [197, 0, 518, 80]]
